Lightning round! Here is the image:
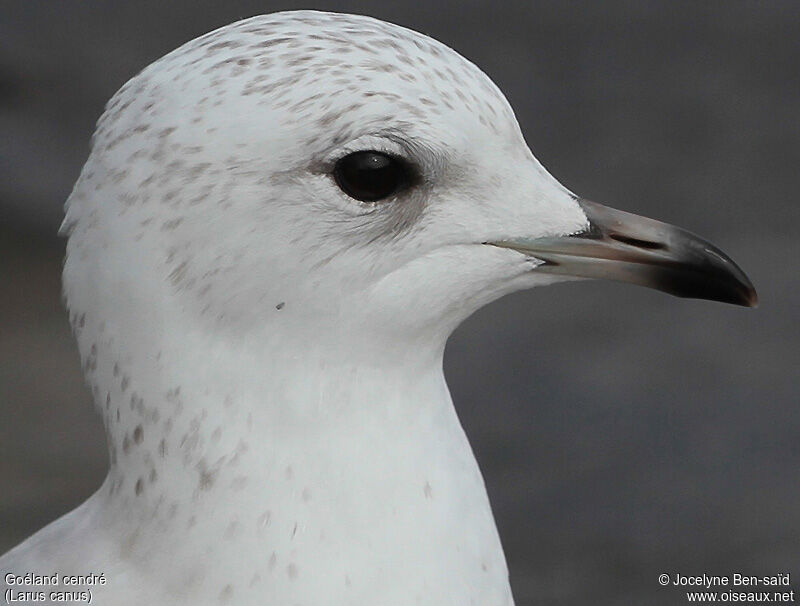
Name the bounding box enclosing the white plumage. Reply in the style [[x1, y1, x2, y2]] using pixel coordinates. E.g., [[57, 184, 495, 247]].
[[1, 9, 755, 606]]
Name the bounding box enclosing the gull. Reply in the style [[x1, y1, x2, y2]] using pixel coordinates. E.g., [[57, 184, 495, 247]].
[[0, 10, 756, 605]]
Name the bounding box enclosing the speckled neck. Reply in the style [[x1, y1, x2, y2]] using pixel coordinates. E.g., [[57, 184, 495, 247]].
[[74, 310, 445, 508], [69, 314, 511, 603]]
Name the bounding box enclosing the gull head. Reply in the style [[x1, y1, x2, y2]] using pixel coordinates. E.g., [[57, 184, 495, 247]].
[[62, 10, 756, 361], [39, 12, 758, 603]]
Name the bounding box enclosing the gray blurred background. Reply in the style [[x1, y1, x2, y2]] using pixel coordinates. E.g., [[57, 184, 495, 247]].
[[2, 1, 798, 604]]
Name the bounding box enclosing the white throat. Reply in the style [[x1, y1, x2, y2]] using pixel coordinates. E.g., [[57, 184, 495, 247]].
[[70, 306, 513, 604]]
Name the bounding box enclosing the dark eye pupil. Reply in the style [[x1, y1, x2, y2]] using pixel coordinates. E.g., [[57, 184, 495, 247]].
[[334, 151, 407, 202]]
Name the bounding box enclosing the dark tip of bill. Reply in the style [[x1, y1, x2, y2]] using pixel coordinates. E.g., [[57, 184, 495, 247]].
[[731, 273, 758, 308], [723, 287, 758, 308], [653, 267, 758, 308], [712, 282, 758, 308]]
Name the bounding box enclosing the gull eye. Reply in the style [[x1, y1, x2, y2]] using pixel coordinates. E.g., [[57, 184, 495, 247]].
[[333, 150, 411, 202]]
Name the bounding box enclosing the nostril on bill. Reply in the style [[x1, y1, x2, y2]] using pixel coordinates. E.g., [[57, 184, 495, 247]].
[[608, 233, 666, 251]]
